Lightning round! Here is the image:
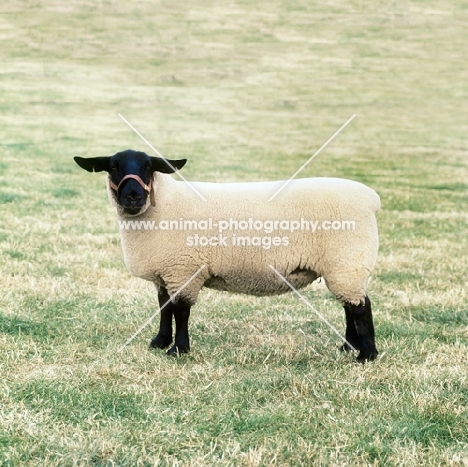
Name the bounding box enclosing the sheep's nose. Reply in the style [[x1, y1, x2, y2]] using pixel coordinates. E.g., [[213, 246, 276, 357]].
[[125, 194, 143, 205]]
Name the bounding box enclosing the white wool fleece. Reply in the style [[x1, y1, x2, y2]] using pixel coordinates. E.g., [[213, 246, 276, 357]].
[[107, 174, 380, 306]]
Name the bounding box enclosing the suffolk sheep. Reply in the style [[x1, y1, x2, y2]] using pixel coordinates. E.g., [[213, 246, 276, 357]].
[[74, 149, 380, 361]]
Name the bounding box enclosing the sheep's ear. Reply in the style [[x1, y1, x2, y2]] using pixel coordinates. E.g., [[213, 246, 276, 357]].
[[74, 156, 111, 173], [150, 156, 187, 174]]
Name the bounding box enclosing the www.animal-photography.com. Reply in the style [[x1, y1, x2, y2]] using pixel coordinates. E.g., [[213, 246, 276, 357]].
[[1, 1, 467, 466]]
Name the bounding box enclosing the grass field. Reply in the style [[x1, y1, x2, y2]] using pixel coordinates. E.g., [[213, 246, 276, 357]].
[[1, 0, 468, 465]]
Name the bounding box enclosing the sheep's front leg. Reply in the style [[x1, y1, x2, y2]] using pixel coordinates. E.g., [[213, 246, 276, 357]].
[[149, 287, 174, 350], [149, 286, 191, 355], [341, 296, 378, 362], [167, 301, 191, 356]]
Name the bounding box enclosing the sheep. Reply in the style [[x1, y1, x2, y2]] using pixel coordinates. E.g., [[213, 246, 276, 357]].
[[74, 149, 380, 361]]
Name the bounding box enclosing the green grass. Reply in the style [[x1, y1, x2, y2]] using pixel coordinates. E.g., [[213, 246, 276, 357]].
[[1, 0, 468, 465]]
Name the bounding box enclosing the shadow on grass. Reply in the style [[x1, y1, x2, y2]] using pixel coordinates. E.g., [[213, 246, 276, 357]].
[[0, 315, 51, 338]]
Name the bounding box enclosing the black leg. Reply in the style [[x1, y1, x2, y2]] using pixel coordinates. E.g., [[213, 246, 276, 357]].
[[341, 306, 360, 353], [149, 287, 174, 350], [341, 296, 378, 362], [149, 286, 191, 356], [167, 301, 191, 356]]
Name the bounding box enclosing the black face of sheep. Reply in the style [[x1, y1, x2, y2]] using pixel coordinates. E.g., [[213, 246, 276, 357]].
[[74, 149, 187, 215]]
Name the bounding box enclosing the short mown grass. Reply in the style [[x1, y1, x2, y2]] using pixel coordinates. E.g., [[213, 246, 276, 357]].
[[1, 0, 468, 465]]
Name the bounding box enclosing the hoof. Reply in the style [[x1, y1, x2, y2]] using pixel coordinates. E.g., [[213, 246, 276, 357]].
[[340, 341, 378, 363], [356, 349, 379, 363], [167, 344, 190, 356], [150, 334, 172, 350]]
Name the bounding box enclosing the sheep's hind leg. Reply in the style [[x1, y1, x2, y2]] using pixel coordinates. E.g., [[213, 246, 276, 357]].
[[341, 296, 378, 362], [149, 287, 174, 350]]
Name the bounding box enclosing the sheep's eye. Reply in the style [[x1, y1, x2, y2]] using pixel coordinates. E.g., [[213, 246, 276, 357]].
[[111, 165, 118, 172]]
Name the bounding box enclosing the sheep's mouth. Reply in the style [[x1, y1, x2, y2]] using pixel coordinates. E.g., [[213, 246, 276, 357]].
[[122, 205, 144, 215]]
